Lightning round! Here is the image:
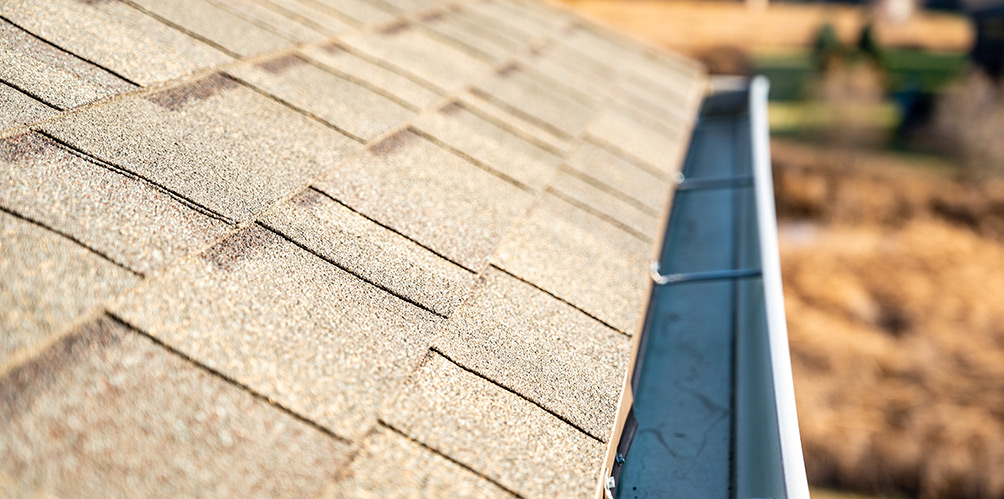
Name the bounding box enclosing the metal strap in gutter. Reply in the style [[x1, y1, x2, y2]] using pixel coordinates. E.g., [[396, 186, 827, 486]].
[[649, 262, 761, 285], [748, 76, 810, 499], [675, 174, 754, 191]]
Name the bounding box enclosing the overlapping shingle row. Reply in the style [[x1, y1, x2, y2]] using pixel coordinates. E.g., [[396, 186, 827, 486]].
[[0, 0, 705, 496]]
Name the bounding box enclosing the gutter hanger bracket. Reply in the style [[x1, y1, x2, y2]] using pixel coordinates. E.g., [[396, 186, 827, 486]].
[[650, 262, 762, 285]]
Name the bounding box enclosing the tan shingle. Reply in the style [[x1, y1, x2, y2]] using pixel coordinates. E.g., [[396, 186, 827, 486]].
[[310, 0, 399, 26], [252, 0, 353, 35], [586, 104, 688, 175], [111, 225, 440, 440], [0, 133, 229, 275], [419, 10, 523, 62], [259, 189, 473, 316], [314, 130, 534, 271], [301, 43, 441, 111], [448, 3, 545, 49], [204, 0, 326, 44], [465, 0, 569, 38], [228, 55, 414, 142], [456, 91, 570, 155], [328, 427, 515, 498], [129, 0, 292, 57], [0, 316, 350, 497], [493, 193, 651, 334], [433, 268, 632, 439], [412, 101, 561, 190], [549, 169, 661, 240], [41, 74, 360, 223], [0, 212, 138, 364], [473, 64, 596, 139], [339, 22, 494, 93], [0, 0, 231, 85], [0, 21, 134, 110], [381, 353, 604, 498], [565, 138, 673, 211], [0, 83, 53, 131], [0, 0, 710, 494]]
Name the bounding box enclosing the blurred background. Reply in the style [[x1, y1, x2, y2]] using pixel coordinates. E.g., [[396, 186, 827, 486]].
[[559, 1, 1004, 497]]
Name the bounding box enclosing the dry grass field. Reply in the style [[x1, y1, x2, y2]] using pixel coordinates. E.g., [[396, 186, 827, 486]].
[[773, 140, 1004, 498]]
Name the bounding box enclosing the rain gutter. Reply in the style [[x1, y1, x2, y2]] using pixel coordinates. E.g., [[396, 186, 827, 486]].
[[597, 76, 809, 499]]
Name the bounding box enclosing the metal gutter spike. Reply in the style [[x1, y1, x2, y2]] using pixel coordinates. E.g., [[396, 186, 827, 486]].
[[675, 174, 755, 192], [649, 262, 762, 285]]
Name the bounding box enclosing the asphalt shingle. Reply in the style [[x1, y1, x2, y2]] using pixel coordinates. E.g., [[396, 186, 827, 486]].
[[381, 352, 604, 498], [456, 91, 570, 155], [0, 133, 230, 275], [259, 189, 473, 317], [418, 10, 521, 62], [412, 101, 561, 190], [433, 268, 632, 440], [465, 0, 567, 40], [251, 0, 353, 35], [301, 43, 441, 111], [493, 193, 651, 334], [0, 0, 231, 85], [472, 64, 595, 139], [204, 0, 325, 44], [309, 0, 399, 26], [0, 83, 53, 131], [0, 315, 350, 497], [565, 138, 673, 211], [327, 427, 514, 498], [41, 74, 360, 223], [521, 43, 618, 100], [0, 212, 138, 364], [129, 0, 292, 57], [446, 3, 543, 49], [586, 104, 688, 175], [549, 169, 661, 239], [339, 22, 494, 93], [111, 224, 440, 440], [228, 54, 414, 142], [0, 20, 134, 110], [313, 130, 534, 271]]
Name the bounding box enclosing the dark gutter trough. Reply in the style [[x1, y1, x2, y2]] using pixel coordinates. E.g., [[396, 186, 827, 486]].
[[606, 77, 808, 499]]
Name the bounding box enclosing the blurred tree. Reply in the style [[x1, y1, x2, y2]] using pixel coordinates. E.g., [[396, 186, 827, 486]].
[[812, 23, 843, 71]]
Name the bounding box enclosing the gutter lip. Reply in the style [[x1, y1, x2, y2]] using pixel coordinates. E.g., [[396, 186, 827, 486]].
[[749, 75, 810, 499]]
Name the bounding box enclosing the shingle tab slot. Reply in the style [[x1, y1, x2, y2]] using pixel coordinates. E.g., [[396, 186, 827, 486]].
[[380, 352, 605, 498]]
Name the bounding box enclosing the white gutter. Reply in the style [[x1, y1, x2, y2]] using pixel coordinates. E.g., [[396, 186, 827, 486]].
[[749, 75, 810, 499]]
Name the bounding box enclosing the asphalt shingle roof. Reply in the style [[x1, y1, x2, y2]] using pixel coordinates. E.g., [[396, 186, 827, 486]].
[[0, 0, 705, 495]]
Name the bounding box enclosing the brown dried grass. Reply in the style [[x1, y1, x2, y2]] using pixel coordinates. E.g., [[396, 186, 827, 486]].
[[773, 140, 1004, 498]]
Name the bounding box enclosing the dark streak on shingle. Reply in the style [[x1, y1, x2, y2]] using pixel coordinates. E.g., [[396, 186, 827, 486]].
[[200, 225, 271, 271], [256, 54, 308, 75], [496, 63, 519, 77], [289, 188, 325, 208], [439, 101, 463, 115], [321, 42, 346, 55], [1, 315, 121, 417], [420, 11, 445, 23], [379, 20, 410, 35], [146, 73, 239, 111], [370, 129, 415, 157], [0, 132, 47, 163]]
